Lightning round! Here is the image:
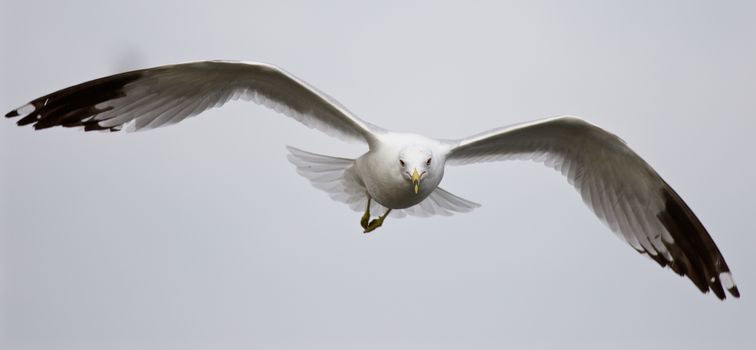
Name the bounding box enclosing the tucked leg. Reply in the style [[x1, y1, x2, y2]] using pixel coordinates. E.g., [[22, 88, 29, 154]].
[[363, 208, 392, 233], [360, 197, 372, 230]]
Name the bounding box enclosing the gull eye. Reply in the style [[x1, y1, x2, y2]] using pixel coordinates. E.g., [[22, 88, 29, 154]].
[[426, 158, 432, 166], [399, 159, 405, 167]]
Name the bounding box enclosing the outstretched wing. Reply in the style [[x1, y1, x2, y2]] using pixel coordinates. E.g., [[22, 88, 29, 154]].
[[446, 116, 739, 299], [5, 61, 380, 144]]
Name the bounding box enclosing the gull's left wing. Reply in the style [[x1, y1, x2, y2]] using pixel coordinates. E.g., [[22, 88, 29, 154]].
[[5, 61, 381, 144], [445, 116, 739, 299]]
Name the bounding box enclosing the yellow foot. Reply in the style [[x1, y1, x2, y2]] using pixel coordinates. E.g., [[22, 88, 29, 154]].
[[363, 217, 385, 233], [360, 198, 390, 233]]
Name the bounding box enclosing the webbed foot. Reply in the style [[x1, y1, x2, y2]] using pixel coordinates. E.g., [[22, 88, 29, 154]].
[[363, 218, 383, 233], [362, 209, 392, 233]]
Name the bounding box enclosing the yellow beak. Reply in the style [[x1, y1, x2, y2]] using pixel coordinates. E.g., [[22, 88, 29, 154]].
[[411, 168, 421, 194]]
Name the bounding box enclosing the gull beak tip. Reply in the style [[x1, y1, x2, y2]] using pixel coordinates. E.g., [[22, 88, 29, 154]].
[[411, 168, 421, 194]]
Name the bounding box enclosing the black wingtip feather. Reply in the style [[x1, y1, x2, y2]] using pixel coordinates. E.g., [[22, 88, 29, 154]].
[[17, 114, 39, 126], [5, 70, 144, 131], [657, 184, 739, 300]]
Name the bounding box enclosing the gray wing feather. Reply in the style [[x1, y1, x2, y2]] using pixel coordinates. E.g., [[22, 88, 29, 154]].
[[446, 116, 738, 299], [5, 61, 380, 144]]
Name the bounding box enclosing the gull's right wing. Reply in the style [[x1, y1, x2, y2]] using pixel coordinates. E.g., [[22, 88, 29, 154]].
[[445, 116, 739, 299]]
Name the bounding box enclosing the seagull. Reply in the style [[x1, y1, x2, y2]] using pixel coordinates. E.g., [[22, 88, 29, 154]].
[[5, 60, 739, 300]]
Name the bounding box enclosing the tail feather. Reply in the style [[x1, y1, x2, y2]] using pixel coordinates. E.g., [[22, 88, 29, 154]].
[[286, 146, 480, 218]]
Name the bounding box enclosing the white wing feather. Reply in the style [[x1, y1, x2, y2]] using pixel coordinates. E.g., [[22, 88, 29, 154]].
[[286, 146, 480, 218]]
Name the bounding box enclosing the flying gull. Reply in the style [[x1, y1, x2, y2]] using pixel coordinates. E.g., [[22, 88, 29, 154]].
[[5, 60, 739, 299]]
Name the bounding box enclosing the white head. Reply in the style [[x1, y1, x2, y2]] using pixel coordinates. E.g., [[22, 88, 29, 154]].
[[398, 145, 435, 194]]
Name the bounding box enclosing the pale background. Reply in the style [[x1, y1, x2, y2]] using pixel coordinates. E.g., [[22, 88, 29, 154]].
[[1, 1, 755, 349]]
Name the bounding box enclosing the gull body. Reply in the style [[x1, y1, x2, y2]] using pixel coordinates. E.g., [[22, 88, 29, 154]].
[[355, 132, 446, 209], [5, 60, 740, 300]]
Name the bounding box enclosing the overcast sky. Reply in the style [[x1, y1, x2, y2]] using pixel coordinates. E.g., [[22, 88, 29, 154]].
[[2, 1, 755, 349]]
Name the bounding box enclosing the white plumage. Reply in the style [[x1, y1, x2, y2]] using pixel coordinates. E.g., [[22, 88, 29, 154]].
[[5, 60, 739, 300]]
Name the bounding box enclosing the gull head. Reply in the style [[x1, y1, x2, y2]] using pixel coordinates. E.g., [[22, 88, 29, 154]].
[[398, 145, 434, 194]]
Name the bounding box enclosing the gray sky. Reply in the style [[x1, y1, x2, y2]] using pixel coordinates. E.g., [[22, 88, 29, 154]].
[[1, 0, 755, 349]]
